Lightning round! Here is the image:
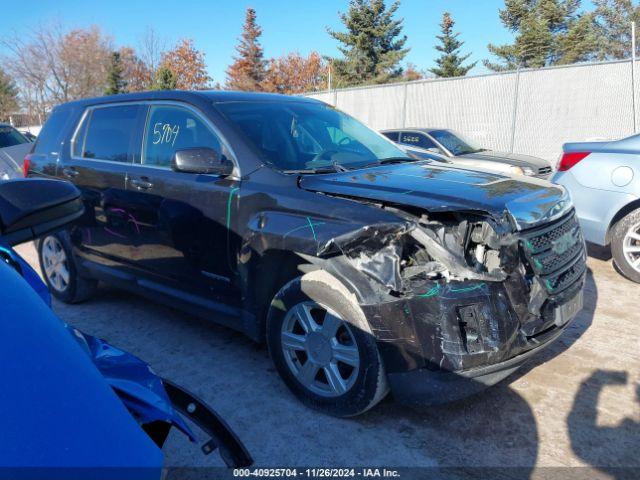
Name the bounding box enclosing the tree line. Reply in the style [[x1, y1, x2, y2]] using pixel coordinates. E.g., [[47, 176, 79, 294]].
[[0, 0, 638, 120]]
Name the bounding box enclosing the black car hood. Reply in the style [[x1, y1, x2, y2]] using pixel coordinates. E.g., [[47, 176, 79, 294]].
[[299, 162, 571, 230]]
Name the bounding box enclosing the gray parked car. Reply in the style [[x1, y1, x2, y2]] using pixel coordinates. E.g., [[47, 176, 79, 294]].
[[0, 123, 32, 179], [553, 133, 640, 283], [381, 128, 553, 179]]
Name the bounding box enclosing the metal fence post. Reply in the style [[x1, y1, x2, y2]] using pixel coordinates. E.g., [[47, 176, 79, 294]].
[[632, 22, 637, 133], [401, 83, 408, 128], [509, 67, 521, 154]]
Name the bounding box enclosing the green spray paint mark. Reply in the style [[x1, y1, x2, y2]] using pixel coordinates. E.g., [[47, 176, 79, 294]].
[[226, 187, 240, 274], [418, 283, 441, 298], [226, 187, 239, 229], [283, 221, 326, 238], [525, 240, 534, 251], [534, 258, 543, 269], [545, 279, 553, 291], [449, 283, 486, 294], [306, 216, 318, 242]]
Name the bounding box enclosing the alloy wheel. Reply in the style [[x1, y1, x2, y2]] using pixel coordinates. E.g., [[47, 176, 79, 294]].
[[623, 222, 640, 273], [42, 236, 70, 292], [280, 301, 360, 397]]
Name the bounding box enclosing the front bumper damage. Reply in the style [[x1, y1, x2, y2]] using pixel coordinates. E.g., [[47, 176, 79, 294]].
[[319, 204, 587, 405], [362, 275, 584, 405]]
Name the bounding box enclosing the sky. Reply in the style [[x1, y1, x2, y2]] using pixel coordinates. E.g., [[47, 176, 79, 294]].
[[0, 0, 597, 82]]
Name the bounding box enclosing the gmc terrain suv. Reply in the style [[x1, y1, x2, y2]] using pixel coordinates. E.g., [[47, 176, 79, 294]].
[[26, 91, 586, 417]]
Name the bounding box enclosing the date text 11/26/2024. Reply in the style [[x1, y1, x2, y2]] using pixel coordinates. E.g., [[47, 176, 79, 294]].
[[233, 468, 401, 478]]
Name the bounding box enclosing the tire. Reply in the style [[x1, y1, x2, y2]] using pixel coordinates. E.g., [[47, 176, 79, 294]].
[[266, 270, 388, 417], [37, 231, 97, 303], [611, 208, 640, 283]]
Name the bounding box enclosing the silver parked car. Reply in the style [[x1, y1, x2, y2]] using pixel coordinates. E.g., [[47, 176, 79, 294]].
[[398, 144, 536, 177], [553, 133, 640, 283], [381, 128, 553, 179], [0, 123, 32, 180]]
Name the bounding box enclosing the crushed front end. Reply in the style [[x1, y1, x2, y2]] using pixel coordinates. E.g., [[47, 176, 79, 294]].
[[342, 206, 587, 405]]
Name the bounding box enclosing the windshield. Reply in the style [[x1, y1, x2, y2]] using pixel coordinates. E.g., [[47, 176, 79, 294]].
[[0, 126, 29, 148], [215, 101, 409, 172], [430, 129, 482, 156]]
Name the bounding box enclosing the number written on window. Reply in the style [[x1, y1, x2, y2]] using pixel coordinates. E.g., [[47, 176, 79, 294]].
[[152, 122, 180, 146]]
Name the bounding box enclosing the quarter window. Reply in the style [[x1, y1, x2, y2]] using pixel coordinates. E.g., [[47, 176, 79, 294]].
[[79, 105, 142, 162], [142, 105, 222, 168]]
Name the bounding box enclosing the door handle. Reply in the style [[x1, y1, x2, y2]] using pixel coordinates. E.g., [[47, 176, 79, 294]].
[[130, 178, 154, 190], [62, 167, 79, 178]]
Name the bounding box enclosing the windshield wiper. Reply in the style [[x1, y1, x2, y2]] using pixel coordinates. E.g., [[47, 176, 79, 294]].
[[282, 160, 350, 175], [355, 156, 417, 170]]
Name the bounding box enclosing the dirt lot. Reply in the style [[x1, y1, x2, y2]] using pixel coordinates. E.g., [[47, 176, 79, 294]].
[[15, 243, 639, 478]]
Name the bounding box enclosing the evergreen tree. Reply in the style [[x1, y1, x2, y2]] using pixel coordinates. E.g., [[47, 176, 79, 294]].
[[152, 65, 177, 90], [485, 0, 598, 70], [104, 51, 127, 95], [0, 68, 19, 121], [327, 0, 409, 86], [226, 8, 267, 91], [429, 12, 477, 77], [593, 0, 640, 59]]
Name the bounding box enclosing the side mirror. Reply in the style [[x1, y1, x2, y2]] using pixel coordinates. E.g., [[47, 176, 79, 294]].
[[0, 179, 84, 246], [171, 148, 234, 176], [427, 147, 442, 154]]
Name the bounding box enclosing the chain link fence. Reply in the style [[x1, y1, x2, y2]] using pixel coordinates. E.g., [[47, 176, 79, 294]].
[[306, 59, 639, 161]]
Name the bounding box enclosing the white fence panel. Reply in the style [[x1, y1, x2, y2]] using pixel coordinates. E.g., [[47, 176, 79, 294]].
[[405, 73, 517, 153], [513, 61, 635, 160], [335, 84, 406, 130], [305, 59, 639, 162]]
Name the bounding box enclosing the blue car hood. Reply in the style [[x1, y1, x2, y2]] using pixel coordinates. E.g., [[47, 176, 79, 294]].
[[299, 162, 572, 230]]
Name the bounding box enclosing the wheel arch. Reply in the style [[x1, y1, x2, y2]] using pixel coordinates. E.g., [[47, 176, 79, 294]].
[[606, 198, 640, 244]]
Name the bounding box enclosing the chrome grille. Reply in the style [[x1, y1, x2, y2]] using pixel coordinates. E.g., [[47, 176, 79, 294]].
[[520, 211, 586, 294]]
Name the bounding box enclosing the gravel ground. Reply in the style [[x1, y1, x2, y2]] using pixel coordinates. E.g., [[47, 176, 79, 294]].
[[15, 243, 639, 478]]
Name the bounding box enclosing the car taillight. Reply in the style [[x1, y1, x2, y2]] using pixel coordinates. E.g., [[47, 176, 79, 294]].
[[22, 154, 32, 178], [558, 152, 590, 171]]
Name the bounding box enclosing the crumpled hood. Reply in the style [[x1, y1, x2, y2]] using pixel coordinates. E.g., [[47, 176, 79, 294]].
[[299, 162, 571, 230], [458, 150, 551, 169]]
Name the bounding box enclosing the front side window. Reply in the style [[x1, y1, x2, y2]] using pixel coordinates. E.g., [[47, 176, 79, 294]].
[[381, 131, 399, 142], [429, 130, 482, 156], [216, 101, 408, 172], [79, 105, 142, 162], [142, 105, 222, 168]]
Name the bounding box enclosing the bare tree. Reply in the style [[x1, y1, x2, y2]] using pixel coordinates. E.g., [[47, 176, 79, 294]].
[[138, 27, 167, 75], [1, 23, 112, 115]]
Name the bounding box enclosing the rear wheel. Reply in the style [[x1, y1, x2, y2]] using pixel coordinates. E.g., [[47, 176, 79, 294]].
[[611, 208, 640, 283], [38, 232, 97, 303], [266, 270, 388, 417]]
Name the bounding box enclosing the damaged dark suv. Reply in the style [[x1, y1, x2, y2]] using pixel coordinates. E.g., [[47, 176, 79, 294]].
[[26, 91, 586, 417]]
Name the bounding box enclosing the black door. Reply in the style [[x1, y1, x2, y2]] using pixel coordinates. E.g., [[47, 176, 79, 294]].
[[124, 103, 241, 302], [64, 104, 146, 267]]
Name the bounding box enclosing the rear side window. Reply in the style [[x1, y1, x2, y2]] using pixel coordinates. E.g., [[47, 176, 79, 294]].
[[400, 132, 437, 150], [33, 108, 74, 155], [76, 105, 142, 162], [142, 105, 222, 168]]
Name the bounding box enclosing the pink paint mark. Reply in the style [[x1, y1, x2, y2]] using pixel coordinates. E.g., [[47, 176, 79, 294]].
[[103, 227, 127, 239]]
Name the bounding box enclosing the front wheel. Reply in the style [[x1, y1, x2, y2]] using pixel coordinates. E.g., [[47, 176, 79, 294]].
[[37, 232, 97, 303], [266, 270, 388, 417], [611, 208, 640, 283]]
